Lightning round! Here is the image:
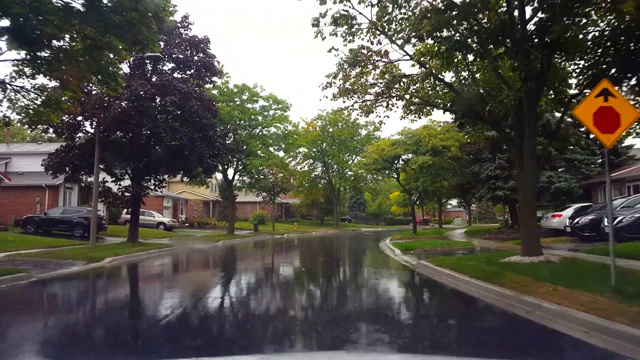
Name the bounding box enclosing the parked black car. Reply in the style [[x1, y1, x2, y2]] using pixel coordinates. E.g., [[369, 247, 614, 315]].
[[568, 195, 638, 241], [602, 202, 640, 242], [20, 206, 108, 238], [340, 216, 353, 223]]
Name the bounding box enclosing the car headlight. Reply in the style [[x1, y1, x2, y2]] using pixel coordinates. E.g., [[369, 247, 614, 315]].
[[577, 215, 596, 224], [618, 214, 640, 224]]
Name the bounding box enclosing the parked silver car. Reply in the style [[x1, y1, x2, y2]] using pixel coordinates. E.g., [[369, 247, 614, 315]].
[[117, 209, 178, 231]]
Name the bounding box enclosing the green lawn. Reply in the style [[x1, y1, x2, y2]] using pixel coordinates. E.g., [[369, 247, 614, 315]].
[[506, 236, 576, 245], [464, 225, 500, 238], [8, 242, 171, 263], [582, 242, 640, 261], [428, 251, 640, 328], [0, 231, 83, 253], [101, 225, 192, 239], [391, 228, 452, 240], [392, 239, 474, 252], [0, 268, 26, 277]]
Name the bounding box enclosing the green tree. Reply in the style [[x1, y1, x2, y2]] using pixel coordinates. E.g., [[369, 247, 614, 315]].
[[243, 156, 295, 231], [348, 188, 367, 219], [212, 81, 292, 234], [2, 123, 60, 143], [1, 0, 173, 125], [313, 0, 608, 256], [44, 16, 225, 243], [296, 110, 378, 228]]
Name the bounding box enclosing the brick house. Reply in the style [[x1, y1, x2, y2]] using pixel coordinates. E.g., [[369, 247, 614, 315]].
[[166, 177, 291, 221], [580, 148, 640, 203], [142, 191, 188, 222], [0, 143, 80, 226]]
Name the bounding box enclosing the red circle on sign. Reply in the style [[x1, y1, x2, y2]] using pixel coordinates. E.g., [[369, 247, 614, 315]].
[[593, 106, 621, 134]]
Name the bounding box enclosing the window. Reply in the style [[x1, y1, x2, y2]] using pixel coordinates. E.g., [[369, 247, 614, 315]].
[[627, 182, 640, 196], [63, 186, 73, 206], [210, 182, 218, 193], [150, 211, 162, 218], [45, 207, 64, 216], [61, 208, 83, 216]]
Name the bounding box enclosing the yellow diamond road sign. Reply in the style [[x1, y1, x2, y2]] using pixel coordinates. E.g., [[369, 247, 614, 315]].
[[572, 78, 640, 149]]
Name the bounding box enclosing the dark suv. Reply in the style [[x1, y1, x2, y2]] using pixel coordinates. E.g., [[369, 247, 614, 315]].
[[20, 206, 108, 238]]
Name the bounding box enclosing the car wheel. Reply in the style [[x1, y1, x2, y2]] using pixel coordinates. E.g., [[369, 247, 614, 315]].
[[72, 224, 86, 238], [123, 220, 130, 226], [24, 221, 38, 235], [156, 222, 166, 231]]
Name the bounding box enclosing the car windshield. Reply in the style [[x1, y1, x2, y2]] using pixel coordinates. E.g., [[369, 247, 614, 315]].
[[3, 2, 638, 359]]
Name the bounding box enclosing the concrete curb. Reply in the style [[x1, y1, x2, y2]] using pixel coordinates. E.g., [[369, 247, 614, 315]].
[[0, 273, 33, 286], [379, 237, 640, 359]]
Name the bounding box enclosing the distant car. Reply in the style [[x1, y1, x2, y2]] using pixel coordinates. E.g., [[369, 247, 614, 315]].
[[118, 209, 178, 231], [340, 216, 352, 223], [20, 206, 107, 238], [415, 217, 431, 225], [540, 203, 592, 232]]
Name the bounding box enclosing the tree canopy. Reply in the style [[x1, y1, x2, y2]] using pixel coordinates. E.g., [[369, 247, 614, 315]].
[[43, 16, 225, 243], [1, 0, 174, 125]]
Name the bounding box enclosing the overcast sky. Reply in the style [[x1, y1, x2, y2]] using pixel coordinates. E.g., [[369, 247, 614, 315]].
[[173, 0, 435, 136]]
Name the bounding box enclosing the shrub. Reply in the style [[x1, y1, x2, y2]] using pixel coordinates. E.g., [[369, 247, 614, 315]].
[[442, 218, 454, 225], [382, 216, 412, 226], [193, 218, 218, 227], [106, 206, 123, 225], [249, 210, 268, 225]]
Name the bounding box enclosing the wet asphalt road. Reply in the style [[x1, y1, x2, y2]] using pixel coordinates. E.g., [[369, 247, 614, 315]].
[[0, 231, 625, 359]]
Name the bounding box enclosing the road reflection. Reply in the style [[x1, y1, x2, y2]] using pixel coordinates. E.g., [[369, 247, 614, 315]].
[[0, 232, 623, 359]]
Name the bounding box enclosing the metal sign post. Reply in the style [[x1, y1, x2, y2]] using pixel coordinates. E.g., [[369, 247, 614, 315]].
[[572, 78, 639, 288], [603, 148, 616, 287]]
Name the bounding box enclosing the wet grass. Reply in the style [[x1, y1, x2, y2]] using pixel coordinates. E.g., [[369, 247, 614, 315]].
[[582, 241, 640, 261], [429, 251, 640, 328], [464, 225, 500, 238], [101, 225, 192, 239], [0, 268, 26, 277], [506, 237, 576, 245], [8, 242, 171, 263], [391, 228, 452, 240], [0, 231, 82, 253], [392, 240, 474, 252]]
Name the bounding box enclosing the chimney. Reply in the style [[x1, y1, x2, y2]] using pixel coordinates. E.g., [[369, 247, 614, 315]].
[[4, 128, 9, 145]]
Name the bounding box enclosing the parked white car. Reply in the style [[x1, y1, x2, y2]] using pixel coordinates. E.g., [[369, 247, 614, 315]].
[[540, 203, 592, 231]]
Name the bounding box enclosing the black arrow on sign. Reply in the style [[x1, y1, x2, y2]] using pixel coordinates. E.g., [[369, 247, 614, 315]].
[[595, 87, 617, 102]]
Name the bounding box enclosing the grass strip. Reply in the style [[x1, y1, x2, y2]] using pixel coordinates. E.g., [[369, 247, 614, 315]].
[[582, 242, 640, 261], [464, 225, 500, 238], [8, 242, 171, 263], [0, 268, 27, 277], [101, 225, 191, 239], [428, 251, 640, 328], [506, 237, 576, 245], [391, 228, 452, 240], [392, 239, 474, 252]]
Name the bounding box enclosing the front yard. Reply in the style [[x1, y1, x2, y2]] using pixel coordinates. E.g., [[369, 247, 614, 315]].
[[0, 231, 83, 253], [429, 251, 640, 329], [101, 225, 193, 239], [464, 225, 500, 238]]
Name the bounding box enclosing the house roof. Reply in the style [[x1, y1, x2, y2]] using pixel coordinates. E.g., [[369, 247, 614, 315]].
[[582, 162, 640, 185], [1, 172, 63, 186], [0, 171, 11, 183], [149, 190, 188, 200], [174, 189, 220, 201], [0, 143, 61, 154]]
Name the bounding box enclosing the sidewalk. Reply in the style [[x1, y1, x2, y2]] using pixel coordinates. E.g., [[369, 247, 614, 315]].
[[446, 228, 640, 271]]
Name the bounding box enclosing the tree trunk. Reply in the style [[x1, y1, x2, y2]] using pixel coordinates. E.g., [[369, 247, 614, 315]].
[[127, 263, 141, 320], [514, 108, 543, 257], [466, 205, 472, 226], [221, 178, 236, 235], [271, 202, 276, 231], [126, 190, 143, 244], [507, 199, 519, 229], [421, 204, 425, 221], [410, 202, 417, 235], [437, 200, 444, 229], [333, 193, 340, 229]]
